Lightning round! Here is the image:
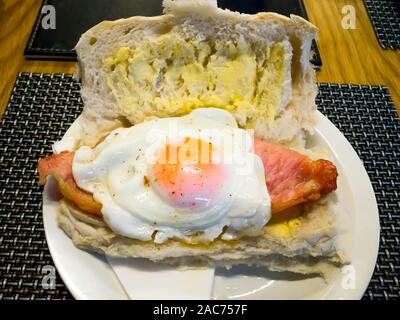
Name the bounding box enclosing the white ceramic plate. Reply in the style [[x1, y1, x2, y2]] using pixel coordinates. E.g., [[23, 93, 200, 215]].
[[42, 111, 380, 300]]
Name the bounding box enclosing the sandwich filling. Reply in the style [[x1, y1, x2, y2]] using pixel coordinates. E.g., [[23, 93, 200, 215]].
[[39, 109, 337, 244], [103, 34, 290, 128]]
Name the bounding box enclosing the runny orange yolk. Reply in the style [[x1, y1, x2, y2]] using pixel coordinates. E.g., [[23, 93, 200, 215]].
[[152, 138, 228, 210]]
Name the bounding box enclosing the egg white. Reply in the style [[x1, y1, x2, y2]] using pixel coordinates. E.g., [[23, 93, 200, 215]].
[[72, 108, 271, 243]]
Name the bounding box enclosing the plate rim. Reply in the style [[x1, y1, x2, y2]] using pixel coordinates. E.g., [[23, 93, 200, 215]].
[[314, 111, 380, 300]]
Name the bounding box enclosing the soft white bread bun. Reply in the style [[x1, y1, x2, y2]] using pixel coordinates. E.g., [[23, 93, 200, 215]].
[[75, 0, 318, 147], [58, 0, 346, 276], [58, 194, 346, 276]]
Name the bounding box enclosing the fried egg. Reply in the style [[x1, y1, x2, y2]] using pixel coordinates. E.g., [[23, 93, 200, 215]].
[[72, 108, 271, 243]]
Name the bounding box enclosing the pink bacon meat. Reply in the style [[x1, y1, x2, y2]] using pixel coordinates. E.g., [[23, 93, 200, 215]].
[[38, 140, 338, 216]]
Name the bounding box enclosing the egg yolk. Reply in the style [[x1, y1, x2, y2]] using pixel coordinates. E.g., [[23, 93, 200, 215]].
[[152, 138, 228, 210]]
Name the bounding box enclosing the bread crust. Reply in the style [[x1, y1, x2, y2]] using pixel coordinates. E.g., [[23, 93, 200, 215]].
[[57, 197, 347, 276]]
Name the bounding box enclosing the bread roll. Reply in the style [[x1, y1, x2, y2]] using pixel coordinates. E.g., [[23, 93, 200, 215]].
[[51, 0, 346, 276], [75, 0, 318, 147]]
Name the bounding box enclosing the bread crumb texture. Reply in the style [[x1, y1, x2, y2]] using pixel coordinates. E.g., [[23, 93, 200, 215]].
[[103, 34, 287, 128]]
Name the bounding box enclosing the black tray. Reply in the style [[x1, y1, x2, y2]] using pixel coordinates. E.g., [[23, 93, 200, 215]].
[[0, 73, 399, 300], [24, 0, 322, 68]]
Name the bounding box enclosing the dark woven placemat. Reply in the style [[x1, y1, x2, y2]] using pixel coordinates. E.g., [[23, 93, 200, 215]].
[[0, 73, 399, 300], [364, 0, 400, 49]]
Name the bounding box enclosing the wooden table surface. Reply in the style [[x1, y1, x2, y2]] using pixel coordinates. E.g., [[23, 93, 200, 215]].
[[0, 0, 399, 119]]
